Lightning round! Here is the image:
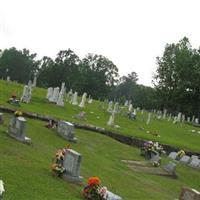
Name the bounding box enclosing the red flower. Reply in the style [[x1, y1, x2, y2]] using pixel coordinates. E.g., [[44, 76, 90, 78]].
[[88, 177, 101, 186]]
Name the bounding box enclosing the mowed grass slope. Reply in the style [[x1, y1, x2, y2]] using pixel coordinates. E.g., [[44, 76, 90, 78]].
[[0, 113, 200, 200], [0, 80, 200, 152]]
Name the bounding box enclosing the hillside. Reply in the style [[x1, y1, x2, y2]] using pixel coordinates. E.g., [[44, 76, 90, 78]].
[[0, 80, 200, 199]]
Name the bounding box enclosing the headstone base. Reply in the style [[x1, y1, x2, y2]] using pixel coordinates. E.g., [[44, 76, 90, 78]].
[[59, 135, 77, 143], [106, 191, 122, 200], [62, 174, 83, 184], [8, 132, 32, 145]]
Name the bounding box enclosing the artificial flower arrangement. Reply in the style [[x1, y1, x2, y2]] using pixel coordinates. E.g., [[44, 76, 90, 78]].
[[140, 141, 163, 167], [51, 145, 70, 177], [83, 177, 108, 200]]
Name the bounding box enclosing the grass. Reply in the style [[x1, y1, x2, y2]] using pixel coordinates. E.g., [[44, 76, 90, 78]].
[[0, 80, 200, 199], [1, 113, 200, 200], [0, 80, 200, 152]]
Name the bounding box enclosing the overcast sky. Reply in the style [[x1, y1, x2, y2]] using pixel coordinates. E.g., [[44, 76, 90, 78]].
[[0, 0, 200, 86]]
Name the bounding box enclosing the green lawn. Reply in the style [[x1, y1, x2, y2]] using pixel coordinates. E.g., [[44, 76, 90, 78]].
[[1, 113, 200, 200], [0, 79, 200, 152]]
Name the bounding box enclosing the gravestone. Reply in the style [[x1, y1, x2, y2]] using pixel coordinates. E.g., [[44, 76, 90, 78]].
[[0, 113, 3, 124], [106, 191, 122, 200], [162, 109, 167, 119], [188, 157, 200, 168], [107, 101, 113, 113], [62, 148, 83, 184], [113, 102, 119, 113], [128, 104, 133, 112], [173, 116, 178, 124], [56, 91, 65, 107], [146, 113, 151, 125], [8, 116, 31, 144], [180, 155, 190, 164], [182, 115, 185, 123], [195, 118, 199, 124], [179, 187, 200, 200], [21, 85, 31, 103], [107, 113, 115, 126], [49, 87, 60, 103], [150, 153, 161, 163], [163, 162, 176, 175], [192, 115, 195, 123], [124, 100, 128, 107], [177, 112, 182, 122], [6, 76, 10, 82], [46, 87, 53, 100], [57, 121, 77, 142], [187, 116, 191, 123], [79, 92, 87, 108], [88, 98, 93, 104], [67, 89, 73, 102], [32, 73, 37, 87], [72, 92, 78, 105], [168, 152, 177, 160], [0, 180, 4, 200]]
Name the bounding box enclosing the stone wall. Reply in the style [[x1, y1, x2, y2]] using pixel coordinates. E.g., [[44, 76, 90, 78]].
[[1, 105, 200, 156]]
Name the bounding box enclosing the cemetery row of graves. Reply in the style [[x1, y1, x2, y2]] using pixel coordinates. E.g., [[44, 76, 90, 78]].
[[0, 79, 200, 199]]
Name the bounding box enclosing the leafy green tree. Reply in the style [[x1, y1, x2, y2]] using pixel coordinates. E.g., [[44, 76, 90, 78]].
[[154, 37, 200, 116], [81, 54, 119, 98], [0, 47, 40, 83]]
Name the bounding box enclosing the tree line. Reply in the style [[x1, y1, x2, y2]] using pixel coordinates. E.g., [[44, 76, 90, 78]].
[[0, 47, 155, 109], [1, 37, 200, 118]]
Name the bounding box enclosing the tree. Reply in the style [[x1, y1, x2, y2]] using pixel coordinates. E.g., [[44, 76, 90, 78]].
[[154, 37, 200, 116], [81, 54, 119, 98], [0, 47, 40, 83]]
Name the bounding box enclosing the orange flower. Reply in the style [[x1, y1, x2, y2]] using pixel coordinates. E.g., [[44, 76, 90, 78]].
[[88, 177, 101, 186]]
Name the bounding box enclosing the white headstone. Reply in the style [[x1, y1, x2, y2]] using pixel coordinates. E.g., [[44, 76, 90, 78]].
[[146, 113, 151, 125], [32, 74, 37, 87], [180, 155, 190, 164], [72, 92, 78, 105], [113, 102, 119, 113], [0, 180, 4, 200], [195, 118, 199, 124], [56, 85, 65, 107], [188, 157, 200, 168], [168, 152, 177, 160], [107, 113, 115, 126], [107, 101, 113, 113], [6, 76, 10, 82], [106, 191, 122, 200], [162, 109, 167, 119], [46, 87, 53, 100], [173, 116, 178, 124], [79, 93, 87, 108], [21, 85, 31, 103], [67, 89, 73, 102], [177, 112, 182, 122], [128, 104, 133, 112], [49, 87, 60, 103], [124, 100, 129, 107], [187, 117, 191, 123]]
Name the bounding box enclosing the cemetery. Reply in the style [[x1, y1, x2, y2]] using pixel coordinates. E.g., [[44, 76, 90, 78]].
[[0, 79, 200, 199]]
